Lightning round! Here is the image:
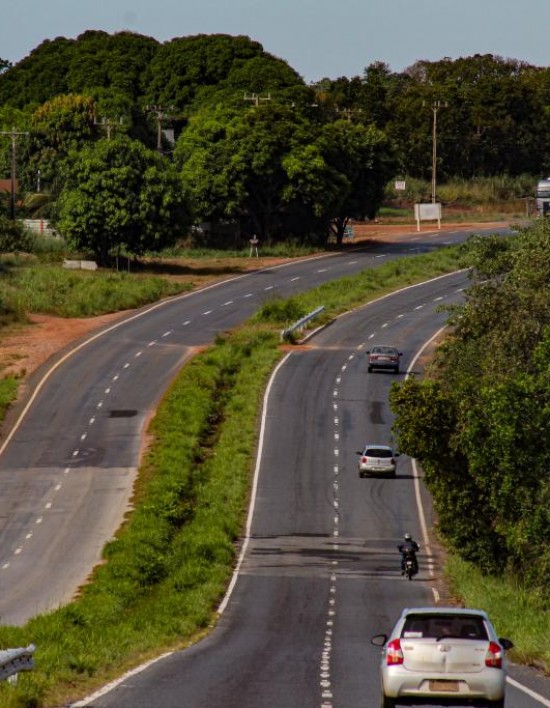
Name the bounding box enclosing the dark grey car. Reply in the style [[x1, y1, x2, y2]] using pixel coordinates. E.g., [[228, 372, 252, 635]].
[[367, 345, 402, 373]]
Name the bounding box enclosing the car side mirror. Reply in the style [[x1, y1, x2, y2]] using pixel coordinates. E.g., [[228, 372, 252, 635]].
[[499, 638, 514, 650], [394, 452, 400, 457], [366, 350, 371, 355], [355, 451, 363, 456], [371, 633, 388, 646]]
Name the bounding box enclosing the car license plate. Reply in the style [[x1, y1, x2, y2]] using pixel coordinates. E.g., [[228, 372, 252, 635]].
[[429, 680, 459, 692]]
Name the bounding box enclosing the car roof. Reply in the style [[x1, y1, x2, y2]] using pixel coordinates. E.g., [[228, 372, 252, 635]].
[[400, 607, 489, 620], [363, 444, 393, 450], [371, 344, 398, 350]]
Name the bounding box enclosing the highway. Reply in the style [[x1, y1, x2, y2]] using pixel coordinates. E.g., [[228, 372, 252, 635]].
[[0, 227, 479, 625], [74, 266, 550, 707]]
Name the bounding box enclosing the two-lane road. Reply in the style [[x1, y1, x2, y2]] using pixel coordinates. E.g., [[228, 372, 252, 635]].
[[1, 226, 498, 625], [79, 269, 550, 707]]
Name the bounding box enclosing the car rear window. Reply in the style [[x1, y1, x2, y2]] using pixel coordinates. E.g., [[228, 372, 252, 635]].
[[372, 347, 397, 355], [402, 614, 488, 640], [364, 448, 393, 458]]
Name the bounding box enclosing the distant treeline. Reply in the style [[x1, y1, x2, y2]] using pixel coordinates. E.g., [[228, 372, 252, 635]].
[[0, 33, 548, 257]]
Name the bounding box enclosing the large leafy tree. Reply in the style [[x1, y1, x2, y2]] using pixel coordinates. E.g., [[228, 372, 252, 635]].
[[54, 136, 191, 264], [175, 104, 343, 244], [21, 94, 96, 197], [142, 34, 303, 114], [321, 119, 396, 244], [390, 220, 550, 592]]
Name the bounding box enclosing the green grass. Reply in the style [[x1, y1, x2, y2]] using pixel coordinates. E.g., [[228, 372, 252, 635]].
[[445, 555, 550, 671], [0, 240, 546, 706], [0, 265, 192, 318], [0, 375, 19, 424]]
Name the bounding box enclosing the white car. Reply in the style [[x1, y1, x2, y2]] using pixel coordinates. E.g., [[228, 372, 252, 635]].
[[356, 444, 399, 477], [371, 607, 514, 707]]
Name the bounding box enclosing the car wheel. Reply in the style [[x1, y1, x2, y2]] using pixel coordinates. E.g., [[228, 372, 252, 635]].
[[380, 692, 396, 708], [368, 366, 373, 373], [394, 367, 400, 374], [488, 700, 505, 708]]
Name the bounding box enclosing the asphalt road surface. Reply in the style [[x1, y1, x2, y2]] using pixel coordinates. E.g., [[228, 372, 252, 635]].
[[75, 269, 550, 708], [1, 226, 489, 625]]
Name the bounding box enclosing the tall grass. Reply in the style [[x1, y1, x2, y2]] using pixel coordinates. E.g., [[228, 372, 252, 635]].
[[0, 266, 192, 318], [445, 555, 550, 670], [385, 174, 537, 206]]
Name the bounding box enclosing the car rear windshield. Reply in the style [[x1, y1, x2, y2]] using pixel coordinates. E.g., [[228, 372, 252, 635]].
[[364, 448, 393, 457], [372, 347, 397, 354], [402, 614, 488, 640]]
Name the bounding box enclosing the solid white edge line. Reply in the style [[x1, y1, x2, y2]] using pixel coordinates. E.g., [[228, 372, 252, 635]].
[[217, 352, 292, 614], [71, 354, 292, 706], [506, 677, 550, 706], [406, 325, 447, 580], [0, 251, 340, 462], [408, 330, 550, 706]]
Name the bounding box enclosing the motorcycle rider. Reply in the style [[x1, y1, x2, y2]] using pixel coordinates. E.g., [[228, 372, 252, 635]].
[[398, 532, 420, 575]]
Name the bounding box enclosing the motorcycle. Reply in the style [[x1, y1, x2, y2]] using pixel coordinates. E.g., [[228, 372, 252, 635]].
[[402, 551, 418, 580]]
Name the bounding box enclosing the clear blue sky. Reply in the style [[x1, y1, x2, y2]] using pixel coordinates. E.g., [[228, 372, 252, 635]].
[[3, 0, 549, 83]]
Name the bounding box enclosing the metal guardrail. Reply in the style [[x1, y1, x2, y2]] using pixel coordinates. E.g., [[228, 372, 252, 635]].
[[0, 644, 35, 682], [281, 306, 325, 341]]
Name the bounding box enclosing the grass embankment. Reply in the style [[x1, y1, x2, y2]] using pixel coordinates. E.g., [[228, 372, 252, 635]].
[[0, 242, 546, 705], [0, 260, 195, 423], [445, 556, 550, 671]]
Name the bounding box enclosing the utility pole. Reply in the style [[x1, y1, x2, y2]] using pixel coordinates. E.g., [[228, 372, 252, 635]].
[[336, 107, 363, 122], [428, 101, 448, 203], [243, 92, 272, 107], [0, 126, 29, 220], [146, 105, 175, 152], [94, 116, 124, 140]]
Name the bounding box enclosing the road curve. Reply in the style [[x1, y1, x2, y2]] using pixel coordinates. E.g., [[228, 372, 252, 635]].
[[77, 267, 550, 707], [1, 226, 498, 625]]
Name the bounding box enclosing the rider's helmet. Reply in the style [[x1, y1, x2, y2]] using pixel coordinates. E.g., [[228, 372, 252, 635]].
[[404, 532, 412, 541]]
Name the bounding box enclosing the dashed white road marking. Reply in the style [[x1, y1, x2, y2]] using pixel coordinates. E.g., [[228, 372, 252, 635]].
[[162, 330, 172, 337], [291, 277, 300, 281], [222, 301, 234, 306]]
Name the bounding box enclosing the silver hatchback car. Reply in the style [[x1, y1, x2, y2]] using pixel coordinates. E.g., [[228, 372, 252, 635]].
[[356, 444, 399, 477], [371, 607, 513, 707]]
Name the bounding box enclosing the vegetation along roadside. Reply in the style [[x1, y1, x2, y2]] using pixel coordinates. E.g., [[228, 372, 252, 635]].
[[0, 227, 547, 706]]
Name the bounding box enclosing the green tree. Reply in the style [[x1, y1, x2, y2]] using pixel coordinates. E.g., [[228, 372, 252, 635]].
[[175, 104, 342, 244], [54, 136, 191, 264], [22, 94, 96, 197], [321, 119, 396, 244], [390, 219, 550, 591], [142, 34, 303, 114]]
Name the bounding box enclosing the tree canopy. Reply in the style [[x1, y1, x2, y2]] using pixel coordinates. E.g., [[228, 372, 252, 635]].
[[54, 136, 191, 264], [390, 220, 550, 594]]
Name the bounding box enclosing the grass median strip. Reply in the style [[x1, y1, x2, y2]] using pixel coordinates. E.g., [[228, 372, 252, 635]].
[[1, 242, 546, 706]]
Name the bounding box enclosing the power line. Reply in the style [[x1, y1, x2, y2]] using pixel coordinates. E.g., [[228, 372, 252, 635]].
[[243, 92, 272, 107]]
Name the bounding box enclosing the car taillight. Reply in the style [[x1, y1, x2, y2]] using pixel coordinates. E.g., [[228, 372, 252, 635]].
[[390, 458, 396, 464], [485, 642, 503, 668], [361, 457, 367, 463], [386, 639, 404, 665]]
